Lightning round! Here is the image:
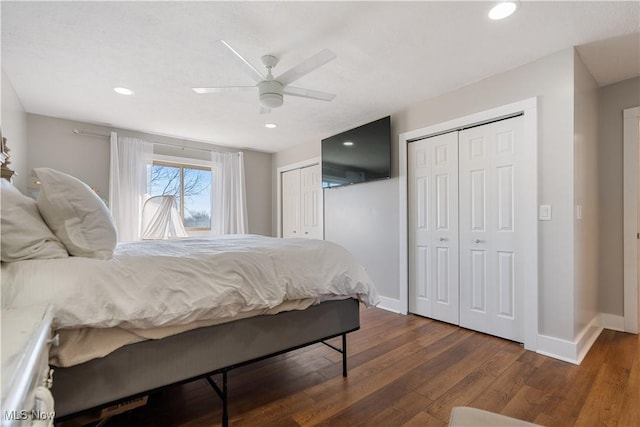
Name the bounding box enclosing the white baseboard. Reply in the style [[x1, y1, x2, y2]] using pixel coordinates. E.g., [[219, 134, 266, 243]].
[[376, 296, 404, 314], [597, 312, 626, 332], [536, 334, 581, 364], [537, 318, 603, 365], [373, 303, 616, 364], [575, 324, 604, 364]]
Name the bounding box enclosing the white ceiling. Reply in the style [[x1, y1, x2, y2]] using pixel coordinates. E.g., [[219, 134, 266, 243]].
[[2, 1, 639, 153]]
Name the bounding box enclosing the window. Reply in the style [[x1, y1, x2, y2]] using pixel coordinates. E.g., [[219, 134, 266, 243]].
[[149, 161, 212, 229]]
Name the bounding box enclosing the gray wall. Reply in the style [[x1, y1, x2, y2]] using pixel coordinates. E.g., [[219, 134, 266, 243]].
[[598, 77, 640, 316], [274, 48, 583, 341], [1, 69, 27, 192], [395, 48, 577, 340], [272, 123, 400, 302], [323, 116, 401, 301], [273, 61, 640, 339], [26, 114, 110, 197], [573, 50, 600, 335], [324, 177, 399, 302], [243, 149, 273, 236], [26, 113, 273, 236]]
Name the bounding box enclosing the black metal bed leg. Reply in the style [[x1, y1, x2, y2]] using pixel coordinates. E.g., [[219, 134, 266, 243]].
[[222, 370, 228, 427], [342, 333, 347, 377], [205, 370, 229, 427], [321, 334, 349, 377]]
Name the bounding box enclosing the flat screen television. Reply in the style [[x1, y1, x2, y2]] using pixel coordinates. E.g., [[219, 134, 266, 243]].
[[321, 116, 391, 188]]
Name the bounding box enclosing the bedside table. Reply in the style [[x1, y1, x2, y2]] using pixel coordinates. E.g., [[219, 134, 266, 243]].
[[1, 305, 57, 427]]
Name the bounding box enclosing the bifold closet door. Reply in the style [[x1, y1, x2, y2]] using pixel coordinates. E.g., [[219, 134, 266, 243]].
[[409, 131, 459, 325], [282, 168, 301, 238], [282, 164, 322, 239], [458, 116, 524, 342], [300, 164, 322, 239]]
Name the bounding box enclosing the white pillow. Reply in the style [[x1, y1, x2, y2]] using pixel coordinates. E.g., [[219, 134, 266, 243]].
[[34, 168, 117, 259], [1, 178, 69, 261]]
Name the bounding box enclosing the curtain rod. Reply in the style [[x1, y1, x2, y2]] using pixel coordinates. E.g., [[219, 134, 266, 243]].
[[72, 128, 223, 154], [73, 128, 108, 138]]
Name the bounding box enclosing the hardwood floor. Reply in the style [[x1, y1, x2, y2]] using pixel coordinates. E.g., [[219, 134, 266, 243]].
[[63, 307, 639, 427]]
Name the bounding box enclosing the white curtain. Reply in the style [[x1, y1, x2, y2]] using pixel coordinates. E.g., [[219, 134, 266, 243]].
[[109, 132, 153, 241], [141, 195, 188, 239], [211, 151, 248, 235]]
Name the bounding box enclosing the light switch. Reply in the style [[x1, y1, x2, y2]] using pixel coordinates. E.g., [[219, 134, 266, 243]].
[[576, 205, 583, 220], [539, 204, 552, 221]]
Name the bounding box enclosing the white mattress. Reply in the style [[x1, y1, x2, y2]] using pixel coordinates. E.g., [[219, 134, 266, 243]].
[[50, 298, 316, 367], [2, 235, 379, 365]]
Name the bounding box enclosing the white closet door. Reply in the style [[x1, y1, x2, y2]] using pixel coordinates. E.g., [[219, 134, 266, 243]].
[[301, 164, 322, 239], [409, 132, 459, 324], [282, 168, 301, 238], [458, 116, 524, 342]]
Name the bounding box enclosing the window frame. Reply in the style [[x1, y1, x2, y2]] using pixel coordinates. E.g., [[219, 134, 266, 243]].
[[150, 160, 212, 231]]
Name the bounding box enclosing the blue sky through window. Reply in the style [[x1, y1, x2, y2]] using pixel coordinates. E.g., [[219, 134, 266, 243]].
[[149, 163, 211, 228]]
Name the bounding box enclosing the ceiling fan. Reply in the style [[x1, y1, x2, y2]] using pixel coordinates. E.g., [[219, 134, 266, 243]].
[[192, 40, 337, 112]]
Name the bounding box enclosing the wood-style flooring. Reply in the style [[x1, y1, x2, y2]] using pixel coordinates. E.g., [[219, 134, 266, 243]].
[[63, 307, 639, 427]]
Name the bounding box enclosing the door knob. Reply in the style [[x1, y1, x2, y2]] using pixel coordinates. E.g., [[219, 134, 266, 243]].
[[440, 237, 448, 242], [473, 239, 484, 244]]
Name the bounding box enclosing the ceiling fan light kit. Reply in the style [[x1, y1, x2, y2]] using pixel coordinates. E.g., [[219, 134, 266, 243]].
[[259, 55, 283, 108], [259, 82, 284, 108], [193, 41, 336, 111]]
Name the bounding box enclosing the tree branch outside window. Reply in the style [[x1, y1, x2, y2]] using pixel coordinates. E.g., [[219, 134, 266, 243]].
[[149, 162, 212, 229]]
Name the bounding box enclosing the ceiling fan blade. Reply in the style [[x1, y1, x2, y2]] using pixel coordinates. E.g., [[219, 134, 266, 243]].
[[192, 86, 256, 94], [276, 49, 336, 86], [219, 40, 265, 83], [283, 86, 336, 102]]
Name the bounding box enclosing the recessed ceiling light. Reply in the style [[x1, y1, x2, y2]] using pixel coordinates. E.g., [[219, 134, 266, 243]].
[[265, 123, 277, 129], [114, 87, 134, 95], [488, 1, 518, 20], [343, 141, 354, 147]]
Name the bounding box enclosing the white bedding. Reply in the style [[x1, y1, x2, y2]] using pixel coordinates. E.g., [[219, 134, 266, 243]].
[[1, 235, 378, 331], [50, 299, 317, 367]]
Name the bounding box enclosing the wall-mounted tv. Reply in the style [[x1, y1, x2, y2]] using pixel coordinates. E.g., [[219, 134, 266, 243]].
[[321, 116, 391, 188]]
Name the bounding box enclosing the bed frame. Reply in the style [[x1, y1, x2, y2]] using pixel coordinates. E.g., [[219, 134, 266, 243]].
[[52, 298, 360, 426]]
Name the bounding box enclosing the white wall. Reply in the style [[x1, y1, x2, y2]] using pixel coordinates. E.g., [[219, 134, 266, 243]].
[[1, 69, 27, 192], [573, 51, 600, 336], [26, 113, 273, 236], [598, 77, 640, 316]]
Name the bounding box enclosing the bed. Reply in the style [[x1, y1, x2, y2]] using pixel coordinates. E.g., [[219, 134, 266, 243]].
[[0, 168, 378, 425]]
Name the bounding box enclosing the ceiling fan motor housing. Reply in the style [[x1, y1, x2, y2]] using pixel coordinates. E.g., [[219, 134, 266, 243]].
[[259, 80, 284, 108]]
